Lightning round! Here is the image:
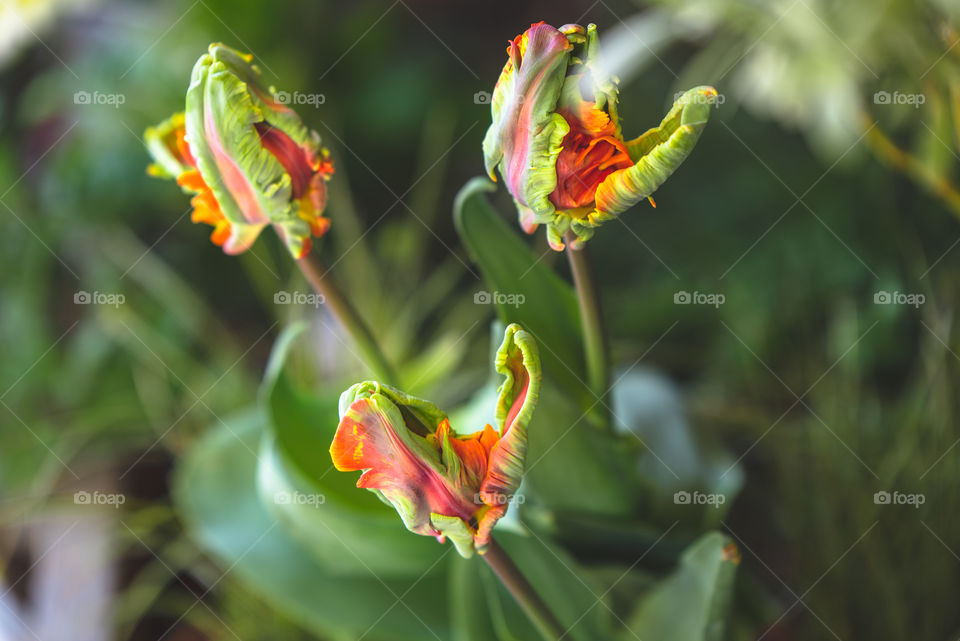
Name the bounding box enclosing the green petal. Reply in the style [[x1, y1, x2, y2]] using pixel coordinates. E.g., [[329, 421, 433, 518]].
[[480, 324, 541, 501], [482, 23, 573, 223], [590, 85, 717, 223], [430, 513, 476, 558], [185, 44, 292, 226]]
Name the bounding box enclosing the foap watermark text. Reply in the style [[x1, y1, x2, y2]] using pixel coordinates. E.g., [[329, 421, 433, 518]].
[[475, 290, 525, 308], [75, 291, 125, 308], [874, 291, 924, 308], [275, 290, 326, 307], [674, 290, 725, 308]]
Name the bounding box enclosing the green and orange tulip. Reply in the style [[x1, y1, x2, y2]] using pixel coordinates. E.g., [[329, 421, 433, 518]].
[[145, 43, 333, 258], [330, 324, 540, 557], [482, 22, 717, 250]]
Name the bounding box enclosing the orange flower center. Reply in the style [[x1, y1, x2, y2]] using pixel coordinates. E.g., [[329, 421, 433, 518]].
[[549, 105, 632, 211]]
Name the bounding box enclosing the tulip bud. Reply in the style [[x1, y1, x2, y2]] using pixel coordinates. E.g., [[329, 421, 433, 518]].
[[330, 324, 541, 557], [482, 22, 717, 250], [145, 43, 333, 258]]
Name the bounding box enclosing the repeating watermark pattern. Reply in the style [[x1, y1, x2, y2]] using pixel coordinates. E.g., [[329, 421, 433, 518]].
[[874, 290, 924, 308], [74, 490, 126, 508], [272, 90, 325, 107], [274, 491, 326, 507], [474, 493, 525, 506], [674, 490, 726, 508], [873, 91, 925, 108], [274, 290, 326, 307], [474, 290, 525, 308], [674, 90, 725, 107], [74, 90, 125, 108], [873, 490, 925, 508], [74, 290, 125, 308], [473, 90, 492, 105], [674, 290, 725, 308]]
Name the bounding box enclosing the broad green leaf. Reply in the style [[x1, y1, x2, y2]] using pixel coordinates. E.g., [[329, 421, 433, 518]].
[[453, 178, 589, 406], [173, 411, 451, 641], [523, 382, 638, 517], [260, 324, 447, 577], [624, 532, 739, 641]]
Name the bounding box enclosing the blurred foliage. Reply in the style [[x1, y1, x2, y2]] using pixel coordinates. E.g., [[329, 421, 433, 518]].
[[1, 0, 959, 640]]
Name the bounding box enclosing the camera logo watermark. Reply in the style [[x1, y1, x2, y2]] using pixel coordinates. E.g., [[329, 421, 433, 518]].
[[873, 91, 925, 108], [873, 490, 924, 508], [474, 290, 525, 308], [274, 491, 325, 507], [674, 290, 725, 308], [874, 291, 924, 308], [74, 90, 125, 108], [674, 91, 725, 107], [674, 490, 726, 508], [474, 91, 492, 105], [74, 490, 126, 508], [74, 291, 125, 308], [272, 90, 325, 107], [274, 290, 326, 308]]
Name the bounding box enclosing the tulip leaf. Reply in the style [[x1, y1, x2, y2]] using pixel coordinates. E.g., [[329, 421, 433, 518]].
[[453, 177, 589, 406], [523, 381, 638, 517], [173, 410, 451, 641], [623, 532, 739, 641], [259, 323, 448, 577]]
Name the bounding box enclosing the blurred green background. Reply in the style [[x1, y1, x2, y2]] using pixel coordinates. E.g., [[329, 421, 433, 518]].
[[2, 0, 960, 639]]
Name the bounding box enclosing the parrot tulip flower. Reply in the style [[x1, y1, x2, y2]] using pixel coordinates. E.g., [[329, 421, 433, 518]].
[[144, 43, 333, 258], [330, 324, 541, 557], [482, 22, 717, 250]]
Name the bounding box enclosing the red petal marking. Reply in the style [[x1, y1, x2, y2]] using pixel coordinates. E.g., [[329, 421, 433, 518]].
[[503, 352, 530, 436], [255, 122, 316, 199], [549, 103, 632, 210]]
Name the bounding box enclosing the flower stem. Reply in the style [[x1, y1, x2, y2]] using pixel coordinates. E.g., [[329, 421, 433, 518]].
[[564, 232, 609, 421], [296, 250, 398, 384], [483, 538, 566, 641]]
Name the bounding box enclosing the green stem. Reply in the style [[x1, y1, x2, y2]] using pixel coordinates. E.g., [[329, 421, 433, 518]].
[[483, 538, 566, 641], [564, 232, 610, 420], [296, 251, 398, 385]]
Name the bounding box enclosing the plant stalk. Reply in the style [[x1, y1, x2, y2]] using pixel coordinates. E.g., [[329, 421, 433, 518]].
[[483, 538, 566, 641], [564, 232, 610, 420], [296, 251, 398, 384]]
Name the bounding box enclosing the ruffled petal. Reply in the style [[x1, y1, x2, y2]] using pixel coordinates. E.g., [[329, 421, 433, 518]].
[[480, 324, 541, 504], [591, 86, 717, 221], [331, 388, 465, 538], [482, 23, 573, 223]]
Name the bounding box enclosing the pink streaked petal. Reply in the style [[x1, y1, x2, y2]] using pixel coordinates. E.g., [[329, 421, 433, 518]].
[[203, 106, 270, 225], [330, 397, 474, 535]]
